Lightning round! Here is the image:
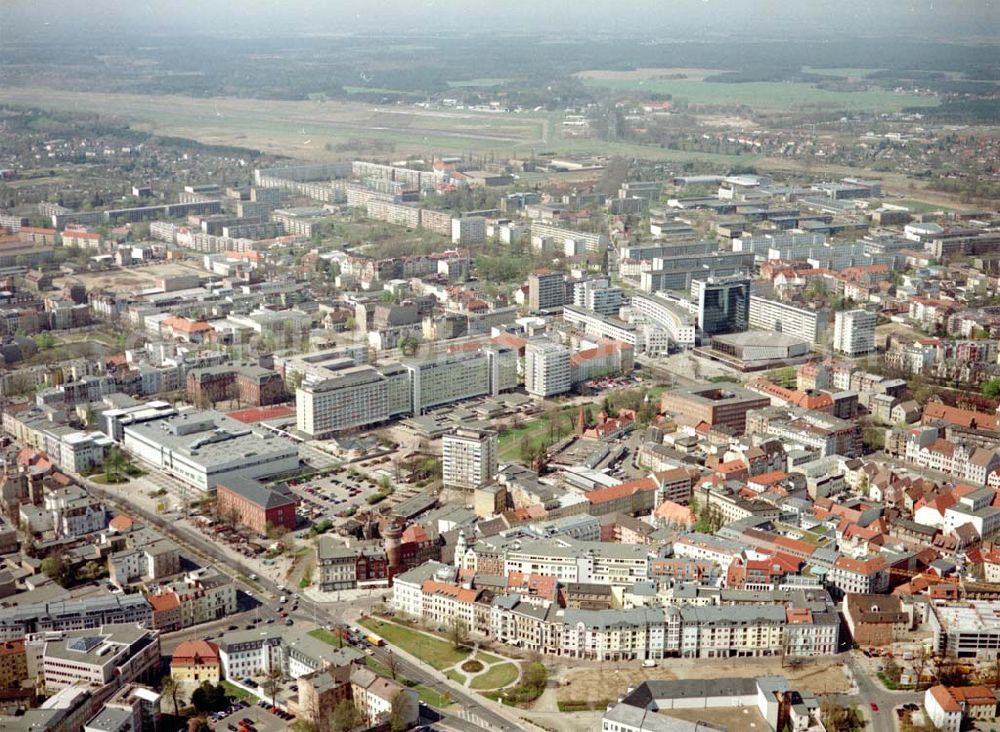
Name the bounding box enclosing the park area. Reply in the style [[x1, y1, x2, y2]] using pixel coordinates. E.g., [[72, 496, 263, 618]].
[[358, 617, 469, 670]]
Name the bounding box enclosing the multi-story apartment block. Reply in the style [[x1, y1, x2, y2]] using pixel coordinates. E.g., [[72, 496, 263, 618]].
[[527, 269, 567, 312], [748, 296, 829, 345], [629, 293, 698, 349], [442, 428, 498, 490], [525, 341, 572, 397], [826, 555, 890, 597], [833, 309, 876, 357]]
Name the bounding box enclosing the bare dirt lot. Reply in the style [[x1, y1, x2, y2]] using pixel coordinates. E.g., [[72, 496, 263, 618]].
[[55, 261, 205, 294], [557, 656, 849, 704], [557, 666, 678, 705]]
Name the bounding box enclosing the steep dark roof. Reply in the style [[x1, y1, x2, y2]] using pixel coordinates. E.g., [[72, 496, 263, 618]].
[[217, 477, 296, 510]]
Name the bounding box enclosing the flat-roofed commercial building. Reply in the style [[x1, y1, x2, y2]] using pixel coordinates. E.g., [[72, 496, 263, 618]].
[[660, 385, 770, 435], [122, 409, 299, 493], [42, 624, 160, 691]]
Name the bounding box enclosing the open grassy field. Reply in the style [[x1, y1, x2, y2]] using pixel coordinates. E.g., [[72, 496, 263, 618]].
[[0, 87, 548, 158], [358, 618, 469, 670], [447, 78, 513, 87], [578, 75, 940, 112]]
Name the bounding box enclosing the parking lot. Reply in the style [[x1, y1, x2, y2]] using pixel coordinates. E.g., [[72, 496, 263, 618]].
[[287, 467, 382, 526], [211, 701, 294, 732]]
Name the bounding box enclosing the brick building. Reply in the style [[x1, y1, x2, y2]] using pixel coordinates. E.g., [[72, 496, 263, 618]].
[[661, 385, 770, 435], [842, 593, 910, 647], [186, 366, 236, 406], [216, 477, 298, 537], [236, 366, 286, 407]]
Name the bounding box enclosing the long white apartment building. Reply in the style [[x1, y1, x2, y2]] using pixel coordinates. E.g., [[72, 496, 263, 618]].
[[525, 341, 572, 397], [637, 251, 753, 293], [733, 232, 827, 257], [503, 538, 652, 586], [530, 222, 608, 254], [404, 349, 492, 414], [296, 348, 515, 436], [748, 296, 829, 345], [628, 294, 697, 349], [560, 303, 668, 357]]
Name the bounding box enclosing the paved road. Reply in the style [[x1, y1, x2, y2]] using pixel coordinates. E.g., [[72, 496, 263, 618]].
[[836, 656, 923, 732]]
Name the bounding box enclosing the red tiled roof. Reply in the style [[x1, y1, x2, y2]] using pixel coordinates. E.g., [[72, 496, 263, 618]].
[[585, 477, 656, 505]]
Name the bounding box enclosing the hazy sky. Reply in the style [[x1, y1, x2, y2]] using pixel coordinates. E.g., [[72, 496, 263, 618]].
[[3, 0, 998, 39]]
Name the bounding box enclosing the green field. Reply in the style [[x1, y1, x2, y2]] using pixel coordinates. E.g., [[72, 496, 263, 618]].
[[580, 77, 940, 112], [895, 199, 957, 213], [447, 78, 513, 87], [358, 618, 469, 670], [470, 663, 520, 690]]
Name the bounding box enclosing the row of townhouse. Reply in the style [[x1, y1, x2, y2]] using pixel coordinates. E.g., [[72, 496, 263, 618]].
[[902, 426, 1000, 485], [392, 568, 839, 661]]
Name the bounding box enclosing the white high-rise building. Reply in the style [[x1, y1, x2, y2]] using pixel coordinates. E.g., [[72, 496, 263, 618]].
[[525, 341, 571, 397], [442, 428, 498, 489], [833, 309, 876, 357]]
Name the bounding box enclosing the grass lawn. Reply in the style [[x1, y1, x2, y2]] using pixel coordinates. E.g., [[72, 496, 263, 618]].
[[414, 685, 452, 708], [358, 618, 469, 670], [579, 77, 939, 113], [895, 199, 957, 213], [470, 663, 519, 690], [308, 628, 343, 647], [221, 680, 252, 701], [476, 651, 504, 665], [365, 656, 392, 677], [446, 670, 465, 684], [447, 78, 513, 87]]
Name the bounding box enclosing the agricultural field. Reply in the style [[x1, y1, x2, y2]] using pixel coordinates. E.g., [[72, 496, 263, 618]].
[[0, 87, 548, 158], [576, 70, 940, 112]]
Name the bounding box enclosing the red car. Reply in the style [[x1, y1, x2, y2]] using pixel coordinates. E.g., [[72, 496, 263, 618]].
[[870, 703, 878, 712]]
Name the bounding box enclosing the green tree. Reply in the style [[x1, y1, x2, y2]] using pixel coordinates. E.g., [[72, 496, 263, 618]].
[[261, 669, 283, 706], [104, 446, 127, 483], [161, 675, 180, 714], [447, 618, 469, 650], [982, 378, 1000, 398], [40, 554, 71, 587], [389, 691, 416, 732], [332, 699, 361, 732], [190, 682, 227, 713]]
